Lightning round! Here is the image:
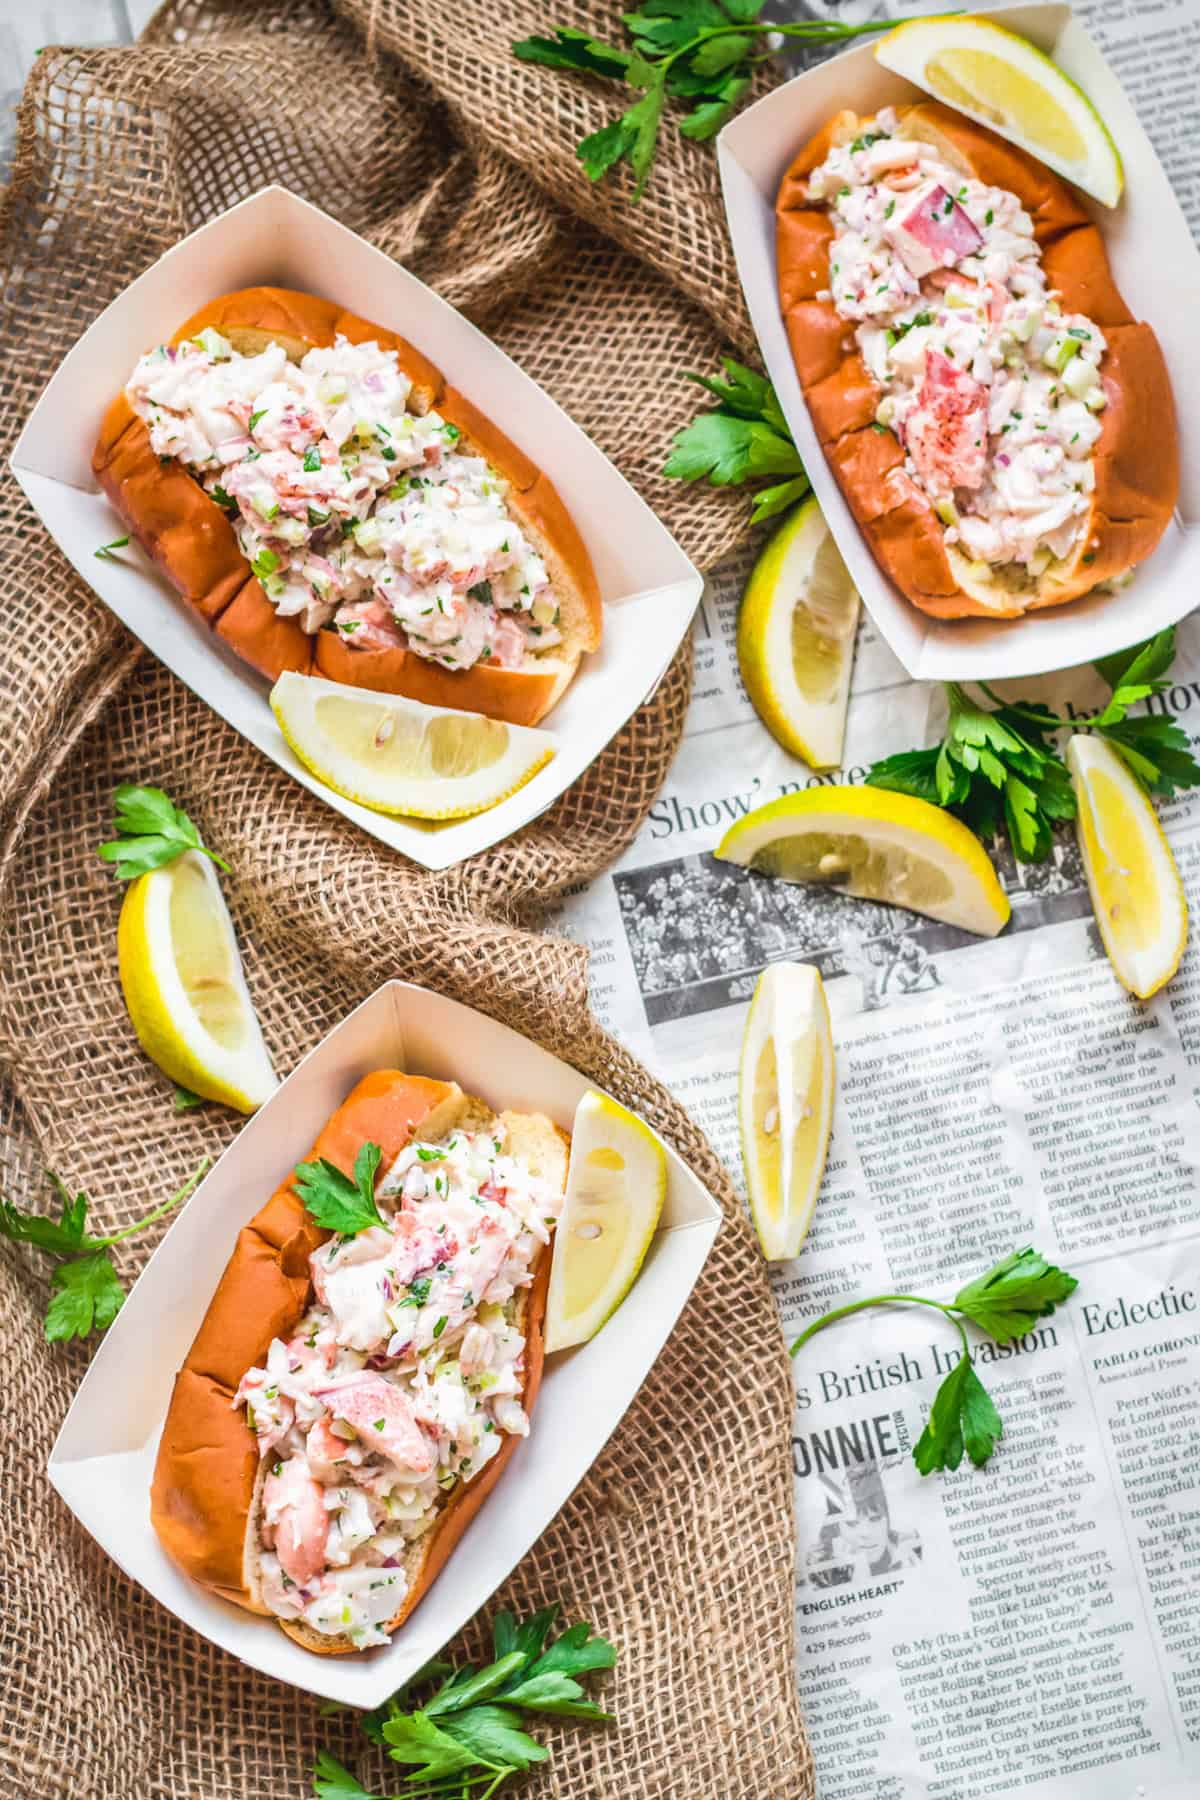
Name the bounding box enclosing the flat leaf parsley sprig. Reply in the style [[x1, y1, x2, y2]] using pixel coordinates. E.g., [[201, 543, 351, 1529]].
[[97, 782, 229, 880], [793, 1248, 1078, 1474], [294, 1141, 385, 1237], [0, 1163, 206, 1343], [662, 357, 809, 523], [513, 3, 893, 197], [315, 1604, 617, 1800], [868, 627, 1200, 862]]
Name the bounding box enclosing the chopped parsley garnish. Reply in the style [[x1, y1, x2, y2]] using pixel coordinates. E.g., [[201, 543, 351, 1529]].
[[303, 446, 322, 472], [248, 409, 266, 432], [432, 1316, 448, 1340]]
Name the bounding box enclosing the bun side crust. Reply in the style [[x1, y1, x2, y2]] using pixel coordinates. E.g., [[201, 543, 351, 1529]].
[[93, 288, 599, 708], [312, 632, 572, 727], [92, 396, 248, 624], [776, 101, 1179, 620], [149, 1071, 459, 1609]]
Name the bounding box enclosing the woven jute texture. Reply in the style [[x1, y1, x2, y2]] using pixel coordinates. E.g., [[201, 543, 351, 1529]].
[[0, 2, 811, 1796]]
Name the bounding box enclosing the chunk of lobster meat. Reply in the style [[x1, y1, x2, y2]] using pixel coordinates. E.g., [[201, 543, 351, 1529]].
[[262, 1456, 329, 1586], [888, 183, 983, 279], [906, 351, 988, 497], [312, 1373, 436, 1477], [305, 1416, 358, 1484]]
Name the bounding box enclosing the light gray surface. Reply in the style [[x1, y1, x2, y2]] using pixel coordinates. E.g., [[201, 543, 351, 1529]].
[[0, 0, 158, 176]]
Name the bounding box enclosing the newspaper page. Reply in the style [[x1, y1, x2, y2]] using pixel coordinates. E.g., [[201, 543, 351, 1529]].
[[554, 4, 1200, 1788]]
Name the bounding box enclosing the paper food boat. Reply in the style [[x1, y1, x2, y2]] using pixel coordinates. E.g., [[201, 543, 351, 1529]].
[[11, 188, 703, 870], [47, 981, 721, 1705], [717, 1, 1200, 682]]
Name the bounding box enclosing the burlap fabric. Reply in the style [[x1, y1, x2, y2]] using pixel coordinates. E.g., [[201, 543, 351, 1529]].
[[0, 3, 811, 1796]]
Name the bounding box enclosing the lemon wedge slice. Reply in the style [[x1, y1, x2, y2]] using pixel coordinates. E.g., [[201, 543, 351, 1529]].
[[876, 16, 1123, 207], [737, 497, 860, 771], [118, 850, 278, 1112], [545, 1091, 667, 1353], [1067, 735, 1187, 998], [270, 673, 555, 820], [739, 962, 834, 1262], [716, 786, 1010, 937]]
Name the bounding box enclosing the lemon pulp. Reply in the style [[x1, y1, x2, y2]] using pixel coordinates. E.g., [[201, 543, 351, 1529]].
[[927, 50, 1088, 161]]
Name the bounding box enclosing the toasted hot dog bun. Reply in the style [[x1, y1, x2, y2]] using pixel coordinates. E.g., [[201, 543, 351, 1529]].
[[94, 287, 601, 720], [150, 1071, 567, 1653], [776, 103, 1178, 620]]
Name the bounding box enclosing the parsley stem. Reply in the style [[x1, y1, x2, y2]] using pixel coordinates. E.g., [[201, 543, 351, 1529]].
[[85, 1160, 208, 1247], [974, 679, 1109, 734], [790, 1291, 964, 1357]]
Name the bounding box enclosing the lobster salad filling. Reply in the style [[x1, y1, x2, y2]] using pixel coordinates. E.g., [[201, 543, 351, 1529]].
[[234, 1125, 563, 1647], [126, 333, 562, 671], [807, 110, 1109, 585]]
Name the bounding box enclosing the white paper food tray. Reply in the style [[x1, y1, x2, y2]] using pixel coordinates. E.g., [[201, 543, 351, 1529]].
[[11, 188, 703, 870], [717, 2, 1200, 682], [47, 981, 721, 1705]]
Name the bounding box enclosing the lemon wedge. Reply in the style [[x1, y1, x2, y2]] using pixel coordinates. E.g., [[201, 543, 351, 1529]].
[[544, 1091, 667, 1353], [737, 497, 860, 771], [716, 786, 1010, 937], [270, 673, 555, 820], [118, 850, 278, 1112], [1067, 735, 1187, 999], [739, 962, 834, 1262], [876, 16, 1123, 207]]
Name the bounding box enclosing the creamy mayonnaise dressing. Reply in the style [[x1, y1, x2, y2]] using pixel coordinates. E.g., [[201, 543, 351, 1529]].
[[807, 111, 1109, 581], [126, 333, 561, 668], [234, 1125, 563, 1647]]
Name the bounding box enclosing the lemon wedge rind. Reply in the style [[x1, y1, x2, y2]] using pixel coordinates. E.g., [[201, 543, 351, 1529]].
[[118, 850, 278, 1114], [876, 16, 1123, 208], [270, 672, 555, 821], [737, 496, 860, 772], [1067, 734, 1187, 1000], [544, 1090, 667, 1354], [739, 962, 834, 1263], [716, 785, 1010, 939]]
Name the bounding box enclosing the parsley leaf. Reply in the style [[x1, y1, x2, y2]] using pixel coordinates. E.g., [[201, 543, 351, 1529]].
[[0, 1172, 88, 1256], [312, 1751, 376, 1800], [437, 1706, 549, 1771], [381, 1712, 480, 1779], [97, 784, 230, 879], [952, 1247, 1078, 1343], [792, 1244, 1079, 1477], [174, 1085, 205, 1112], [664, 358, 808, 525], [294, 1141, 384, 1236], [45, 1253, 126, 1342], [497, 1671, 614, 1720], [519, 1618, 618, 1682], [1, 1163, 205, 1344], [514, 7, 892, 197], [913, 1356, 1003, 1474]]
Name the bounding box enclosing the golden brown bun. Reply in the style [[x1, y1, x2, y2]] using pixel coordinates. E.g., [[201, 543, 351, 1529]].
[[776, 103, 1179, 621], [93, 287, 600, 715], [150, 1071, 458, 1611], [149, 1073, 568, 1657]]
